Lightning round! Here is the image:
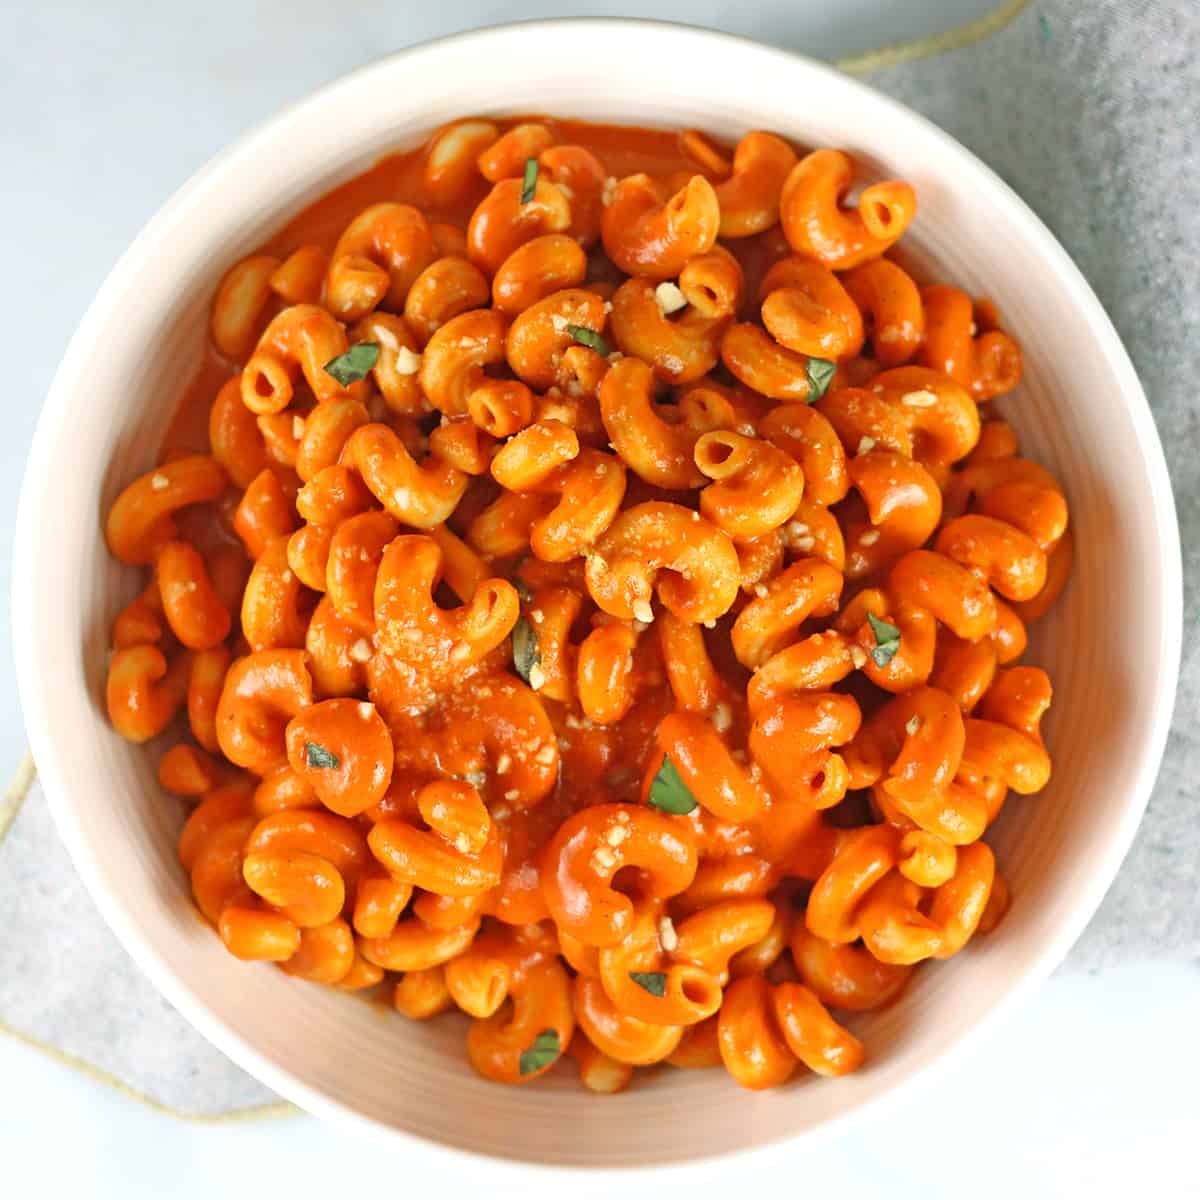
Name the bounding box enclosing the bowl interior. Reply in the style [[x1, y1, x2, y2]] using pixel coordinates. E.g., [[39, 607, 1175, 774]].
[[15, 21, 1180, 1171]]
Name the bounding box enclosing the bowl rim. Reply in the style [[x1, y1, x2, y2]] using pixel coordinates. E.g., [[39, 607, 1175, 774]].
[[13, 16, 1183, 1177]]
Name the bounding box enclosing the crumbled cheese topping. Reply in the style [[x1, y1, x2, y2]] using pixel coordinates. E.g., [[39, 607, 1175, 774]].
[[527, 662, 546, 690], [654, 281, 687, 316], [905, 714, 923, 736], [901, 389, 938, 408], [631, 597, 654, 625], [793, 535, 816, 552], [373, 324, 399, 352], [357, 702, 373, 720], [711, 702, 732, 734], [616, 809, 631, 823], [591, 846, 618, 872], [454, 833, 471, 854], [280, 570, 293, 583], [860, 530, 881, 546], [850, 645, 868, 669], [394, 345, 422, 376], [753, 583, 768, 599], [550, 314, 569, 333], [495, 752, 512, 775], [465, 769, 488, 789], [504, 788, 520, 801], [602, 176, 618, 206], [150, 473, 169, 491], [658, 915, 678, 952], [857, 435, 876, 455], [605, 824, 628, 847], [349, 638, 372, 663], [292, 416, 306, 440], [534, 743, 556, 766]]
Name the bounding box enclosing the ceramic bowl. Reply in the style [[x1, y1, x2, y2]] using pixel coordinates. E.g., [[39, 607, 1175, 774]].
[[13, 19, 1182, 1173]]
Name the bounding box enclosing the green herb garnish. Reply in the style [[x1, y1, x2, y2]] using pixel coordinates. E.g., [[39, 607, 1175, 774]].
[[518, 1028, 560, 1076], [565, 324, 610, 357], [630, 971, 668, 997], [804, 357, 836, 402], [866, 612, 901, 669], [647, 755, 697, 815], [324, 342, 380, 386], [305, 741, 340, 770], [520, 157, 539, 204], [511, 615, 541, 685]]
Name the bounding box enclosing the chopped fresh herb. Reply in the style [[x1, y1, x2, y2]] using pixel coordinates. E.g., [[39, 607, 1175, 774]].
[[804, 357, 836, 402], [514, 577, 534, 605], [630, 971, 668, 997], [324, 342, 380, 386], [520, 156, 539, 204], [565, 324, 610, 357], [647, 755, 697, 815], [305, 741, 340, 770], [518, 1028, 561, 1076], [511, 615, 541, 684], [866, 612, 902, 669]]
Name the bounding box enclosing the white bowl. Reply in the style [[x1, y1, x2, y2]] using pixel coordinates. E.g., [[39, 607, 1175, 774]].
[[14, 19, 1182, 1174]]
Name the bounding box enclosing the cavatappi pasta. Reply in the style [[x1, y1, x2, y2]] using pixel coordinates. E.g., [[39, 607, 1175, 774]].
[[103, 116, 1069, 1092]]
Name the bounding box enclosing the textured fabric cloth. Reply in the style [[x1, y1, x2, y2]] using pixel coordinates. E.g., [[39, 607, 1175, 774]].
[[2, 0, 1195, 1113]]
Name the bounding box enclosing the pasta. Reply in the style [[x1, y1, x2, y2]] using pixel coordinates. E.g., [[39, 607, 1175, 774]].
[[101, 116, 1067, 1094]]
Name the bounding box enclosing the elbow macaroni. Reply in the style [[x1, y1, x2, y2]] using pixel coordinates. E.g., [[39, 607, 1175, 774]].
[[102, 115, 1067, 1094]]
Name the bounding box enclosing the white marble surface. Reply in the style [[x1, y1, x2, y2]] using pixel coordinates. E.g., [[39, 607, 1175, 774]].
[[3, 0, 1195, 1194]]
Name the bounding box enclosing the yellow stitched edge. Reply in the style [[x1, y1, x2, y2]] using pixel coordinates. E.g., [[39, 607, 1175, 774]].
[[0, 1018, 298, 1124], [835, 0, 1030, 75], [0, 750, 36, 845]]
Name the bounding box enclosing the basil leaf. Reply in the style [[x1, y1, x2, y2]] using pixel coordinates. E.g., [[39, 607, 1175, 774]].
[[647, 755, 697, 815], [324, 342, 380, 387], [520, 156, 539, 205], [805, 356, 836, 402], [630, 971, 668, 997], [305, 741, 340, 770], [512, 615, 541, 685], [518, 1028, 560, 1076], [866, 612, 902, 669], [566, 324, 610, 358]]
